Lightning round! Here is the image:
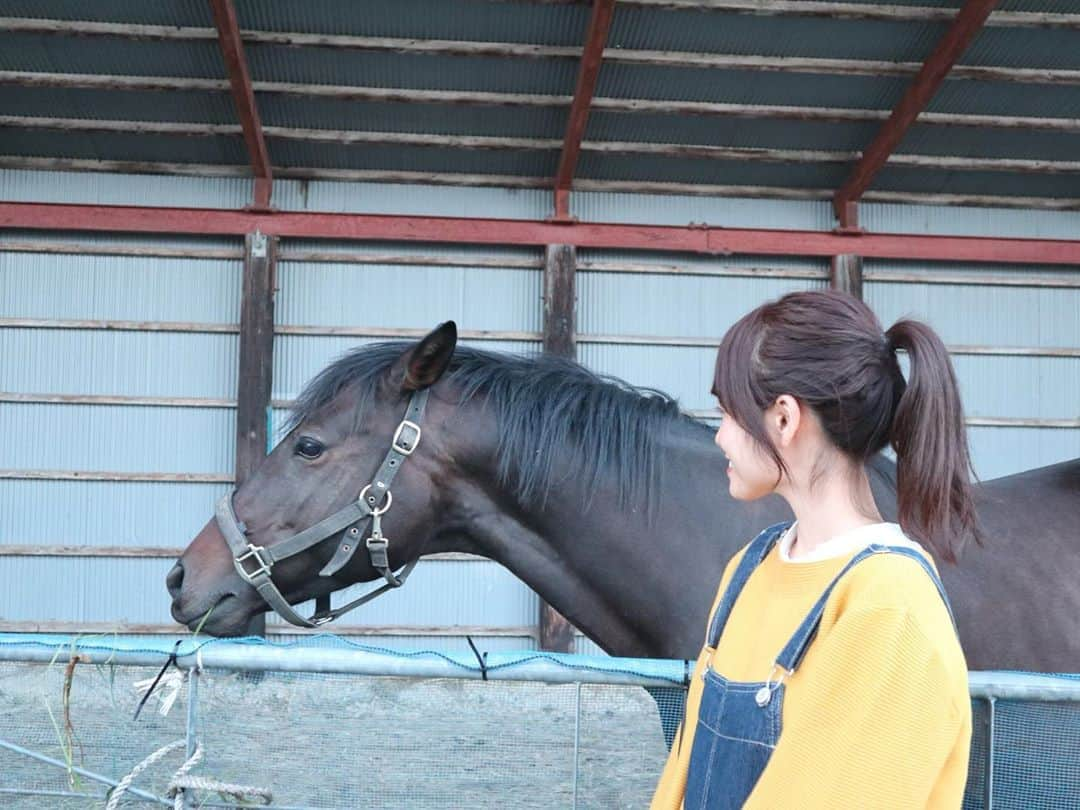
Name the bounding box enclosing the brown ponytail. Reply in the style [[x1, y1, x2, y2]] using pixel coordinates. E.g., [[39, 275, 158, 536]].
[[885, 320, 983, 562], [713, 290, 982, 563]]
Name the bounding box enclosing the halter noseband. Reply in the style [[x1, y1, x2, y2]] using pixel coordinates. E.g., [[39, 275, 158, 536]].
[[213, 388, 430, 628]]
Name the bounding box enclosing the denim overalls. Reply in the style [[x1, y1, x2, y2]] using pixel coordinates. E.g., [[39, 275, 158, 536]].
[[684, 522, 956, 809]]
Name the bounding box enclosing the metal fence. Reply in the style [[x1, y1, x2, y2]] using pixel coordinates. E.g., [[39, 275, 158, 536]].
[[0, 634, 1077, 809]]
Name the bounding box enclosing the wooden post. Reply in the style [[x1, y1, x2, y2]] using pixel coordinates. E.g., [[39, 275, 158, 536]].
[[540, 244, 577, 652], [831, 254, 864, 299], [236, 231, 276, 638]]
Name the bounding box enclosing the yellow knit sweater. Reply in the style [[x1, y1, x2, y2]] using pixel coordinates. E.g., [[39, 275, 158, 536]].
[[652, 533, 971, 809]]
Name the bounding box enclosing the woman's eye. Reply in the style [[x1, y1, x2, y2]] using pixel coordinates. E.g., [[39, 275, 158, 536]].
[[295, 437, 325, 460]]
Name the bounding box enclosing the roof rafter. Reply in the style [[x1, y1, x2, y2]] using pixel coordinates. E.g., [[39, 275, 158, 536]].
[[554, 0, 617, 220], [833, 0, 1000, 228], [208, 0, 273, 209]]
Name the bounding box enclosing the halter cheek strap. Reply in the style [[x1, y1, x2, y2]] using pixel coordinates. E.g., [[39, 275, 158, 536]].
[[214, 388, 430, 628]]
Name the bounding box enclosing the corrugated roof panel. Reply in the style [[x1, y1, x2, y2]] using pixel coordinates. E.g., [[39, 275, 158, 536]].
[[576, 151, 845, 190], [871, 166, 1080, 200], [0, 403, 234, 473], [968, 426, 1080, 481], [927, 79, 1080, 118], [0, 479, 227, 547], [277, 263, 541, 332], [0, 168, 255, 208], [577, 344, 717, 412], [596, 64, 908, 109], [246, 45, 578, 95], [0, 0, 211, 26], [608, 6, 946, 61], [896, 124, 1080, 162], [961, 26, 1080, 71], [571, 193, 835, 229], [0, 330, 238, 398], [294, 180, 553, 219], [859, 203, 1080, 238], [578, 268, 826, 339], [0, 32, 224, 79], [268, 138, 556, 178], [0, 86, 238, 125], [0, 250, 241, 322], [279, 561, 537, 628], [234, 0, 591, 46], [585, 111, 878, 153], [0, 557, 181, 624], [0, 128, 249, 166], [951, 356, 1080, 420], [0, 556, 536, 627], [865, 273, 1080, 348], [258, 94, 568, 139]]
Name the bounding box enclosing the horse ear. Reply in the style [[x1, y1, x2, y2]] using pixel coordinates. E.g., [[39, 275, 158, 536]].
[[399, 321, 458, 391]]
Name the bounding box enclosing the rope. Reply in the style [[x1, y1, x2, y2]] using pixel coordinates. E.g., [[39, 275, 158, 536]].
[[105, 739, 272, 809], [168, 744, 273, 807], [105, 739, 184, 810]]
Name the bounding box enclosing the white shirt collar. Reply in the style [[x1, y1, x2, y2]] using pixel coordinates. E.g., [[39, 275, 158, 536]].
[[778, 521, 923, 563]]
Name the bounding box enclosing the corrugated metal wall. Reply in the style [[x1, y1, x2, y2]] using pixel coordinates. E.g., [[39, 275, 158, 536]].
[[2, 171, 1077, 653]]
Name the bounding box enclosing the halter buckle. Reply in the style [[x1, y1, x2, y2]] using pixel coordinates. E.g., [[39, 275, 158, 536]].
[[235, 543, 273, 583], [392, 420, 422, 455]]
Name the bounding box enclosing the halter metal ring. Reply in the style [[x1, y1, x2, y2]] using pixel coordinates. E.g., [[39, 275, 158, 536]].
[[235, 543, 273, 583], [359, 484, 393, 515]]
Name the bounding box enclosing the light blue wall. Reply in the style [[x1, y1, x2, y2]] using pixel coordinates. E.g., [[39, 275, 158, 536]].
[[2, 170, 1076, 652]]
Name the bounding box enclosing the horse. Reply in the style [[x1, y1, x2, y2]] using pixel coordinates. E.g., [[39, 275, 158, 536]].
[[167, 322, 1080, 672]]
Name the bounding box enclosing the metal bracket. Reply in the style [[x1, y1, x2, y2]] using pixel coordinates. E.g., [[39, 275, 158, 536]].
[[249, 230, 268, 259]]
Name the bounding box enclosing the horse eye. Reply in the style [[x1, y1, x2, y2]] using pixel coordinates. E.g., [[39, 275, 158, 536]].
[[294, 437, 325, 460]]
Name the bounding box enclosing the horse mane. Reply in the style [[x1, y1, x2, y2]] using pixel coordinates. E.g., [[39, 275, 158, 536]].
[[288, 342, 703, 510]]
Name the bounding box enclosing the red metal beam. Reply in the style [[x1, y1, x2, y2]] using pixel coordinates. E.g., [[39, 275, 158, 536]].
[[208, 0, 273, 209], [833, 0, 1000, 228], [3, 201, 1080, 266], [553, 0, 617, 221]]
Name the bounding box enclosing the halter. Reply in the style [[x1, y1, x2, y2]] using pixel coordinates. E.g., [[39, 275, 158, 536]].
[[213, 389, 430, 628]]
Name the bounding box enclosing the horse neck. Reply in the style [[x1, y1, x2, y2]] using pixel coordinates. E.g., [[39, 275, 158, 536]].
[[444, 413, 758, 658]]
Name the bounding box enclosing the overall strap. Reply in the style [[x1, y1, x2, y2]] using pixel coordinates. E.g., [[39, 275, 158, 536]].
[[706, 522, 792, 648], [774, 544, 957, 675]]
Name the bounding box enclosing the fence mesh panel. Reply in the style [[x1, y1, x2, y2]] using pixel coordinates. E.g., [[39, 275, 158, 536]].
[[0, 635, 1078, 809]]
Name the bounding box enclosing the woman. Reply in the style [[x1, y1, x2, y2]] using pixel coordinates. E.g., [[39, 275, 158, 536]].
[[652, 290, 976, 809]]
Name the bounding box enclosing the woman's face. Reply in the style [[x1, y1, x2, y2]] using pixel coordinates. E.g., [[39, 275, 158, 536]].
[[714, 409, 780, 501]]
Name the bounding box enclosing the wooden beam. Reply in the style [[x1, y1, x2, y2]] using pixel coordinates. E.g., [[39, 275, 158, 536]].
[[554, 0, 616, 220], [235, 232, 277, 485], [208, 0, 273, 208], [834, 0, 1000, 225], [539, 244, 578, 652]]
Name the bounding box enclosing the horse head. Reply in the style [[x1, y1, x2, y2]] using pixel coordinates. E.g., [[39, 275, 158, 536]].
[[168, 322, 460, 636]]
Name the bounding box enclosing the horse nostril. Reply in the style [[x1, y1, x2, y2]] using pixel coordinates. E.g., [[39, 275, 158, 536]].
[[166, 562, 185, 597]]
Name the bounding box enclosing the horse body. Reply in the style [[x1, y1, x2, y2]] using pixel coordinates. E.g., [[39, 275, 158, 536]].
[[168, 327, 1080, 672]]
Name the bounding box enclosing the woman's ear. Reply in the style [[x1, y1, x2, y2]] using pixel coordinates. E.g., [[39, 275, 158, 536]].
[[771, 395, 802, 448]]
